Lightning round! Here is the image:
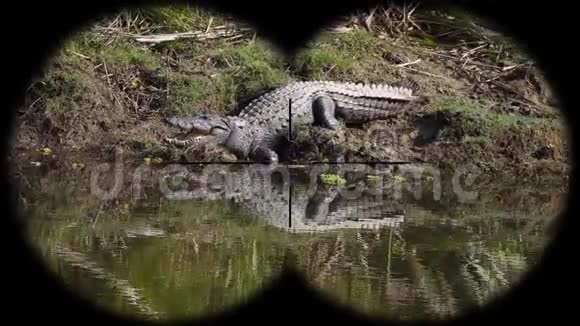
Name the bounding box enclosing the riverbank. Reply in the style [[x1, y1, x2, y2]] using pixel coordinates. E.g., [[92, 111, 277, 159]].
[[10, 3, 571, 183]]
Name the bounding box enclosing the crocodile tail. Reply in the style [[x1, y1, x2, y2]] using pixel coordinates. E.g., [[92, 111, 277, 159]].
[[394, 78, 420, 94]]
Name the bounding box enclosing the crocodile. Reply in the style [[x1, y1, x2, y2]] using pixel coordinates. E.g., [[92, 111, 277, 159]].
[[160, 163, 406, 233], [163, 80, 419, 162]]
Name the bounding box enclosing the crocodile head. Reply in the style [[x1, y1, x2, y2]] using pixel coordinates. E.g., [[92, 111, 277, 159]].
[[163, 114, 236, 147]]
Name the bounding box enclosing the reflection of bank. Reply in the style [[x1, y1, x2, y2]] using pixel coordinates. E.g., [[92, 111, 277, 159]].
[[286, 215, 405, 233], [21, 159, 561, 321], [53, 244, 163, 320], [285, 186, 406, 233], [161, 163, 408, 234]]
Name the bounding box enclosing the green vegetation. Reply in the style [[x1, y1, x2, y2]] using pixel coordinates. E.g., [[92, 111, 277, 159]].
[[166, 41, 290, 116], [214, 41, 290, 97], [429, 95, 561, 140], [137, 4, 226, 32], [15, 3, 569, 179], [12, 4, 569, 321], [320, 173, 347, 185], [99, 41, 162, 71], [292, 31, 398, 81], [167, 72, 236, 115]]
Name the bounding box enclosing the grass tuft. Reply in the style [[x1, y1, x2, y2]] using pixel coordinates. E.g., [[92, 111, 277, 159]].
[[429, 95, 561, 140]]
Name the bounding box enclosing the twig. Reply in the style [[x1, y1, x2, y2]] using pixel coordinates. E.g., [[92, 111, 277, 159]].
[[328, 26, 353, 33], [460, 43, 487, 60], [489, 80, 555, 111], [414, 48, 517, 71], [28, 97, 43, 111], [395, 58, 421, 67], [483, 66, 521, 83], [496, 44, 503, 61], [102, 60, 112, 88], [403, 2, 408, 32], [405, 2, 423, 32], [107, 15, 120, 30], [68, 50, 91, 60], [206, 16, 214, 33], [105, 33, 118, 46], [461, 57, 471, 69], [222, 56, 233, 68], [364, 6, 377, 31], [400, 65, 448, 79], [511, 97, 556, 114], [131, 27, 247, 44], [92, 201, 105, 227], [408, 2, 420, 17], [502, 64, 522, 72]]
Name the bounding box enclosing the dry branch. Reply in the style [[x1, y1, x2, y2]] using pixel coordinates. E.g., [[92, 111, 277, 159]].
[[395, 58, 422, 67], [128, 26, 252, 44]]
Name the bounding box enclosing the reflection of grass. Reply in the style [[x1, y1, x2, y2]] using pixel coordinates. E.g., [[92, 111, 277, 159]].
[[26, 198, 291, 318], [320, 173, 347, 185], [20, 167, 558, 320]]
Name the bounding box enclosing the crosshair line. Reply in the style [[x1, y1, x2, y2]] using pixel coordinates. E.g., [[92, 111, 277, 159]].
[[163, 160, 420, 165], [162, 161, 278, 165], [165, 99, 421, 166], [288, 97, 293, 141], [288, 182, 292, 229], [287, 94, 293, 230], [285, 161, 419, 165]]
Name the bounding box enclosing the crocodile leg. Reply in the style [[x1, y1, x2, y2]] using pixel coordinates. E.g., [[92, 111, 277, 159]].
[[251, 146, 279, 163], [312, 95, 341, 130], [305, 186, 339, 222]]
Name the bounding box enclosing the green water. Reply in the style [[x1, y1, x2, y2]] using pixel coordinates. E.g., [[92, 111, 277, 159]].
[[17, 162, 564, 321]]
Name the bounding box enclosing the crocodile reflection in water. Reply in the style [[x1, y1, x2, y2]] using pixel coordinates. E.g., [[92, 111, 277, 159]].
[[159, 164, 405, 232]]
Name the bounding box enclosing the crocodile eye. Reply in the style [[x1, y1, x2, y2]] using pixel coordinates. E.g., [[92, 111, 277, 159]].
[[233, 120, 247, 128], [210, 126, 229, 135]]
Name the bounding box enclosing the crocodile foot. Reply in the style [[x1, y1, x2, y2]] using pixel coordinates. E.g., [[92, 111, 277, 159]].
[[312, 95, 341, 130], [251, 146, 279, 163]]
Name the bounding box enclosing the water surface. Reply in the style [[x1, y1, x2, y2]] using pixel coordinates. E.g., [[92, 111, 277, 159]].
[[17, 161, 563, 321]]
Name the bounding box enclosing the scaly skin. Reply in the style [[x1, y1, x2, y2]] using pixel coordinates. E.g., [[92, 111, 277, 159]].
[[161, 164, 406, 232], [164, 80, 419, 162]]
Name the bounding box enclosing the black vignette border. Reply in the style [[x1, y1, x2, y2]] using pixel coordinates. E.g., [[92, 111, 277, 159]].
[[1, 0, 576, 326]]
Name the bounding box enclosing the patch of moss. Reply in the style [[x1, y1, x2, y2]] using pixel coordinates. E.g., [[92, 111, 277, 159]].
[[97, 40, 161, 71], [62, 31, 105, 56], [464, 135, 489, 145], [320, 173, 347, 186], [414, 35, 438, 47], [293, 47, 353, 79], [292, 31, 396, 81], [41, 57, 100, 114], [139, 3, 225, 33], [324, 31, 385, 58], [62, 32, 161, 71], [166, 72, 237, 116], [429, 95, 559, 140], [215, 41, 290, 96]]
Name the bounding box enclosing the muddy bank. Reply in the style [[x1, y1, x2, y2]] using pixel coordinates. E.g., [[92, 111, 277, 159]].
[[10, 4, 571, 183]]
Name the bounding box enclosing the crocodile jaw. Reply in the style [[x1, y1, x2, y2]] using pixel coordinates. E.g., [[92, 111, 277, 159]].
[[163, 114, 231, 148], [164, 134, 215, 147], [163, 125, 217, 147]]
